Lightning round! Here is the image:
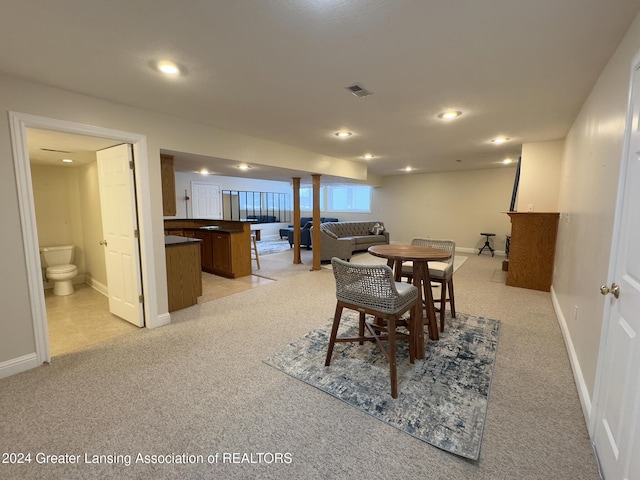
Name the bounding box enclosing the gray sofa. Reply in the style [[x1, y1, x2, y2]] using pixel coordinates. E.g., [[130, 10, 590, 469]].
[[316, 221, 389, 261]]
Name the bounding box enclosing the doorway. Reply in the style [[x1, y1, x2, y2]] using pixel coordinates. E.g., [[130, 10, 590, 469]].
[[28, 135, 140, 356], [9, 112, 161, 365]]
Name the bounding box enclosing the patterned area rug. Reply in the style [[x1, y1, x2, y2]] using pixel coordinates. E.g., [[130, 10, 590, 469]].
[[264, 311, 500, 460], [256, 239, 292, 255]]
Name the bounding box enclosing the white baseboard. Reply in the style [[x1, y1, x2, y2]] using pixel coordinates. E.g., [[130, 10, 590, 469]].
[[457, 247, 506, 256], [0, 353, 41, 379], [551, 285, 593, 432], [85, 276, 108, 297], [150, 312, 171, 329]]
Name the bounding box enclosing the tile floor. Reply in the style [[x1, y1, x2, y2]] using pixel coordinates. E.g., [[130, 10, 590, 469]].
[[45, 272, 274, 357]]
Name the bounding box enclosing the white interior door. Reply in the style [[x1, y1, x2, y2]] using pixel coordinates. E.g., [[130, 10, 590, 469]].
[[191, 182, 221, 219], [593, 61, 640, 480], [96, 144, 144, 327]]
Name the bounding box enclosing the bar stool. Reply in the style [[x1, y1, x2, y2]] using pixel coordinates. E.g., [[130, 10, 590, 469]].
[[478, 233, 495, 257], [251, 234, 260, 269]]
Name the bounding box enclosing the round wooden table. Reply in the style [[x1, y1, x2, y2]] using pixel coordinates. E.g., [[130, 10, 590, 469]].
[[368, 244, 452, 359]]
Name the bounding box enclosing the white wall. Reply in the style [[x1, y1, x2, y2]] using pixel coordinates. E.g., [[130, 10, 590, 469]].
[[553, 12, 640, 420], [30, 162, 107, 290], [0, 72, 366, 372], [517, 140, 564, 212], [374, 167, 517, 252]]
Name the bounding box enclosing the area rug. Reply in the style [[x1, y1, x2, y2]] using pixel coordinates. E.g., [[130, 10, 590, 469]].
[[264, 311, 500, 460], [256, 239, 292, 255]]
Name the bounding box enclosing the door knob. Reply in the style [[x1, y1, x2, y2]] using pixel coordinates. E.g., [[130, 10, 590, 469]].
[[600, 283, 620, 299], [99, 240, 108, 246]]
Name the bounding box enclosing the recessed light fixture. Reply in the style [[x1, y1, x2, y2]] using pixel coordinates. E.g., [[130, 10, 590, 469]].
[[404, 166, 413, 172], [491, 137, 510, 144], [438, 110, 462, 120], [62, 159, 74, 163], [335, 131, 352, 138], [237, 165, 251, 171], [156, 60, 181, 76], [502, 158, 513, 165], [199, 169, 210, 175], [363, 153, 375, 160]]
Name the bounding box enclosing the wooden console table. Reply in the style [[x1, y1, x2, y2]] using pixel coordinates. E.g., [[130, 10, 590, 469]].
[[505, 212, 560, 292]]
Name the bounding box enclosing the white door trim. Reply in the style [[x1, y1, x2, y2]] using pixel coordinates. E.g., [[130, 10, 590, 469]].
[[8, 111, 161, 365]]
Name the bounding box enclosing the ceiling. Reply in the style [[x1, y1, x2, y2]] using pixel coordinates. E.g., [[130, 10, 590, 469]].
[[5, 0, 640, 182]]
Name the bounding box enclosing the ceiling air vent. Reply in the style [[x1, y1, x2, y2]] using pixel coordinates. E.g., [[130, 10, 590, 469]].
[[345, 84, 373, 98], [40, 148, 73, 153]]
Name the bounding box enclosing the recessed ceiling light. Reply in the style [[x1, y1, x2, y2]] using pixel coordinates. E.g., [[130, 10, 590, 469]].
[[491, 137, 510, 144], [404, 166, 413, 172], [363, 153, 375, 160], [237, 165, 251, 171], [335, 131, 352, 138], [62, 159, 74, 163], [502, 158, 513, 164], [156, 60, 181, 76], [438, 110, 462, 120], [199, 169, 210, 175]]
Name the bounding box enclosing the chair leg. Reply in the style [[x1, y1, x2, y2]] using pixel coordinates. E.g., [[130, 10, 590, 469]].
[[408, 309, 416, 364], [448, 278, 456, 319], [325, 305, 343, 366], [358, 311, 365, 345], [387, 316, 398, 399], [439, 280, 447, 333], [251, 236, 260, 269]]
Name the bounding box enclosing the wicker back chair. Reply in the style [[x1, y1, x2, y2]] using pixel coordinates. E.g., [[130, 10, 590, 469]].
[[326, 258, 419, 398], [401, 238, 456, 333]]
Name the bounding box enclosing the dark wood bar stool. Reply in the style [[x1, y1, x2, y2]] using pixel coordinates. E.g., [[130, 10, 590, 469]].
[[478, 233, 495, 257]]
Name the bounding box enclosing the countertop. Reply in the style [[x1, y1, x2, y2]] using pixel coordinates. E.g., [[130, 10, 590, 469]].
[[164, 235, 203, 247], [164, 226, 245, 234]]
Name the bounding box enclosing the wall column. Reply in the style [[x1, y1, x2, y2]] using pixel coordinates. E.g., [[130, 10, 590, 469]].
[[311, 174, 321, 271], [292, 177, 301, 264]]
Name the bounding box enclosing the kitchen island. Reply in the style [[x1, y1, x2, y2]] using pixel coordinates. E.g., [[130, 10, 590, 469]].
[[164, 219, 252, 278]]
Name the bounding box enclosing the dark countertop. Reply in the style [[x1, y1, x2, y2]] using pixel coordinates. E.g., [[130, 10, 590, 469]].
[[164, 226, 245, 234], [165, 235, 203, 247]]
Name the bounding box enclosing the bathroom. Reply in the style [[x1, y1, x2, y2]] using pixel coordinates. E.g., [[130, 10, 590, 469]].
[[29, 136, 139, 356]]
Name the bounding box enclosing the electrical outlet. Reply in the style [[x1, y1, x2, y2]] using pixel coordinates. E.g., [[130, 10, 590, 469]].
[[527, 204, 534, 212], [565, 213, 571, 223]]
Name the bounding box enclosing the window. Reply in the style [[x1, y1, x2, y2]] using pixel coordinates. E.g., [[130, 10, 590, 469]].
[[327, 185, 371, 212], [299, 184, 372, 213], [299, 187, 324, 211]]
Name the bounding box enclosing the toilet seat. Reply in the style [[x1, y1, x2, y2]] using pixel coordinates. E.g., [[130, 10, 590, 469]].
[[46, 264, 77, 275]]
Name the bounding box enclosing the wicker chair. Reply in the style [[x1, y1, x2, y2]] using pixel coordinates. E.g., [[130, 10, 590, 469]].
[[401, 238, 456, 333], [326, 258, 419, 398]]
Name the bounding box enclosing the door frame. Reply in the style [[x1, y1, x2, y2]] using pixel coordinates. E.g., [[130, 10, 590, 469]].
[[9, 111, 161, 365]]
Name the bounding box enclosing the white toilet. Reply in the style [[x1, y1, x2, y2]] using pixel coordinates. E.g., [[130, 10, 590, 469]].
[[40, 245, 78, 296]]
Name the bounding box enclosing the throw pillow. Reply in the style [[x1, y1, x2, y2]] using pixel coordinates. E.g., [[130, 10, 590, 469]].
[[369, 223, 385, 235]]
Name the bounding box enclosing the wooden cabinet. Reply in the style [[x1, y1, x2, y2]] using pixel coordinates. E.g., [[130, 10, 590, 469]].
[[165, 238, 202, 312], [211, 232, 232, 274], [160, 154, 177, 216], [506, 212, 560, 291], [193, 230, 214, 272]]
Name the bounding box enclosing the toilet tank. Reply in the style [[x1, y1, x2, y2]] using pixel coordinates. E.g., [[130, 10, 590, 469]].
[[40, 245, 75, 267]]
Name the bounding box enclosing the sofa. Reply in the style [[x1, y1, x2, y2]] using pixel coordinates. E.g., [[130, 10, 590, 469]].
[[280, 217, 340, 245], [316, 221, 389, 261], [246, 215, 277, 223]]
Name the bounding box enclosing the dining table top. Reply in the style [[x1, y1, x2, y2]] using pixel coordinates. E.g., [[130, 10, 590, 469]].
[[368, 244, 451, 262]]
